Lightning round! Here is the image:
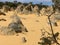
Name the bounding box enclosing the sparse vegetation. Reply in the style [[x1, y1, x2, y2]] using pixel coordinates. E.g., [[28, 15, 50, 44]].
[[0, 1, 60, 45], [38, 0, 60, 44]]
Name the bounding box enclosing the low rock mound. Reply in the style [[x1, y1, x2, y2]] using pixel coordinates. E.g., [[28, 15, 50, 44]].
[[0, 14, 28, 35]]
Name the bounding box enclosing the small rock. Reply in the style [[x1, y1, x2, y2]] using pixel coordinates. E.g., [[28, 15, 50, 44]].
[[53, 22, 58, 26], [22, 37, 27, 43]]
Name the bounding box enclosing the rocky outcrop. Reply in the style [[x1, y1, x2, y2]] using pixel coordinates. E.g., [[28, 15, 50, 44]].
[[0, 14, 28, 35]]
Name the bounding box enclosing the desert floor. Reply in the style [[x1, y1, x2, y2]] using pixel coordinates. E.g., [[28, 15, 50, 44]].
[[0, 11, 60, 45]]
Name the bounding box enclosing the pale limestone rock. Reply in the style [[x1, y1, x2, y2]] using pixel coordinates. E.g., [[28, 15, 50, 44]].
[[40, 8, 46, 16]]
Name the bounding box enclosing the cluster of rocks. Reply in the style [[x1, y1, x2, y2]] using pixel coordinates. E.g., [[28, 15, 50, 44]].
[[0, 4, 40, 15], [0, 4, 60, 16], [15, 4, 40, 15], [0, 4, 49, 15]]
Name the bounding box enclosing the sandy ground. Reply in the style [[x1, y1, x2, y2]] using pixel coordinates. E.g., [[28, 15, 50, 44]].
[[0, 11, 60, 45]]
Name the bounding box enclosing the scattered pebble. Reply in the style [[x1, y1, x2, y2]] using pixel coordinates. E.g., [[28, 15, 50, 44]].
[[53, 22, 58, 26], [22, 37, 27, 43]]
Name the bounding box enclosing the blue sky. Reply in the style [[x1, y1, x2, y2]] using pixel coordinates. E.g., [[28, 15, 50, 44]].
[[0, 0, 53, 5]]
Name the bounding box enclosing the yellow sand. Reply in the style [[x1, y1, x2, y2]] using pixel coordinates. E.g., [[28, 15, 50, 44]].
[[0, 11, 60, 45]]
